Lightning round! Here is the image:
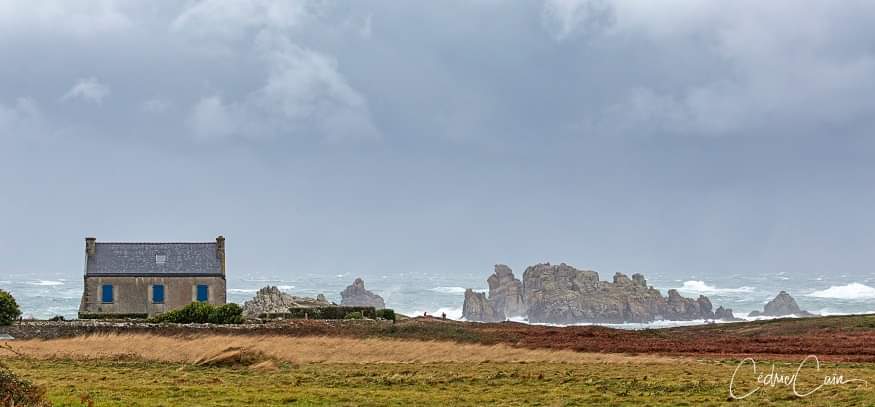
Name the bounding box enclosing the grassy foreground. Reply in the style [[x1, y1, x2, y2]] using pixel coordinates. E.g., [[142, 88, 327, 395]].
[[5, 325, 875, 406], [4, 356, 875, 405]]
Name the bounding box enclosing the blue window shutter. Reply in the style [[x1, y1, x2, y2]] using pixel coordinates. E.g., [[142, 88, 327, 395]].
[[101, 284, 113, 303], [197, 285, 208, 302], [152, 285, 164, 304]]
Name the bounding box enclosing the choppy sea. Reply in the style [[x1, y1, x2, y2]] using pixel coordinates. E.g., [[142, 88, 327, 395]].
[[4, 269, 875, 329]]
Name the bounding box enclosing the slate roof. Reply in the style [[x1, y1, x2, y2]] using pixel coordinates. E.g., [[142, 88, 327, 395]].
[[85, 242, 222, 276]]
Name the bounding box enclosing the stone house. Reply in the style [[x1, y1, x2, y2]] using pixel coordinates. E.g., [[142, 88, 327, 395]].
[[78, 236, 227, 318]]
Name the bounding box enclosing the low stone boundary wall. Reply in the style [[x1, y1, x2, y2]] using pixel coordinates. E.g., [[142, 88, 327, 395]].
[[0, 319, 395, 340]]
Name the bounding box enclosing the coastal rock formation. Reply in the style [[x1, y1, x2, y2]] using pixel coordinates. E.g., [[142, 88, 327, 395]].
[[522, 263, 710, 324], [464, 262, 729, 324], [487, 265, 526, 318], [715, 306, 741, 321], [662, 289, 714, 321], [462, 289, 503, 322], [462, 265, 526, 321], [340, 278, 385, 309], [749, 291, 813, 317], [243, 286, 331, 317]]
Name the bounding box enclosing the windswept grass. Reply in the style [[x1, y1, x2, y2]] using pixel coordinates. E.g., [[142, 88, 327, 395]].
[[0, 333, 678, 365], [5, 357, 875, 406]]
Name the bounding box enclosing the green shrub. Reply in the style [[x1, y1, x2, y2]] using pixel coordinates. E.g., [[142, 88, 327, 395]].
[[151, 302, 243, 324], [344, 311, 364, 320], [0, 290, 21, 326], [260, 306, 377, 320], [207, 303, 244, 324], [375, 308, 396, 322], [0, 364, 50, 407]]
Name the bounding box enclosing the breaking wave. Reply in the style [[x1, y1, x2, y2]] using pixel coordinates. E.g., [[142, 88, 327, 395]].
[[27, 280, 65, 286], [808, 283, 875, 300], [228, 288, 259, 294], [676, 280, 754, 295], [429, 287, 486, 294]]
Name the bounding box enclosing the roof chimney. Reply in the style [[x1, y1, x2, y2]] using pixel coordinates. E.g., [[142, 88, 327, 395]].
[[85, 237, 96, 257], [216, 235, 226, 275]]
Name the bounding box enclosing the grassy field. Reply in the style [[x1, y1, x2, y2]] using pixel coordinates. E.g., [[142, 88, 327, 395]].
[[3, 334, 875, 406], [5, 357, 875, 406]]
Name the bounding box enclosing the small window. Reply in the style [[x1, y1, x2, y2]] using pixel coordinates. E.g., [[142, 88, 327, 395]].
[[196, 284, 208, 302], [152, 285, 165, 304], [156, 254, 166, 264], [101, 284, 113, 303]]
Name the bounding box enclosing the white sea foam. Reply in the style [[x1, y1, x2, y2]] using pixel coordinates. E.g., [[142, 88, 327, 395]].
[[27, 280, 64, 286], [429, 287, 487, 294], [808, 283, 875, 300], [228, 288, 259, 294], [277, 285, 295, 291], [676, 280, 754, 295]]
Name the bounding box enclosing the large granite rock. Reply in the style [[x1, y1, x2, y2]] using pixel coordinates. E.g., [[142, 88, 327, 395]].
[[340, 278, 385, 309], [464, 262, 726, 324], [487, 265, 526, 318], [462, 289, 503, 322], [243, 286, 331, 317], [462, 265, 526, 321], [749, 291, 813, 317]]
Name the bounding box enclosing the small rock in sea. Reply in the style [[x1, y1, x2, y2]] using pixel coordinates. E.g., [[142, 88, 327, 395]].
[[340, 278, 385, 309], [748, 291, 814, 317]]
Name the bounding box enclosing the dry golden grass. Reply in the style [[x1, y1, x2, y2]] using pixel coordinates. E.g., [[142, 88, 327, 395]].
[[0, 334, 680, 365]]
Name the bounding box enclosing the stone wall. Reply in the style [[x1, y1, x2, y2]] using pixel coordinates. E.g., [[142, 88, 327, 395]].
[[0, 319, 393, 340]]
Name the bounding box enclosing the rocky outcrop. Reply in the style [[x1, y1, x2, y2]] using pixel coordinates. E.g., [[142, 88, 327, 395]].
[[340, 278, 385, 309], [487, 265, 526, 318], [662, 289, 714, 321], [715, 306, 741, 321], [462, 289, 503, 322], [523, 263, 699, 324], [749, 291, 813, 317], [243, 286, 331, 317], [462, 265, 526, 322], [464, 262, 728, 324]]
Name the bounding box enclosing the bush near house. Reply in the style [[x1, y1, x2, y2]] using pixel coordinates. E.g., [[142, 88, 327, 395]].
[[344, 311, 364, 320], [261, 306, 378, 320], [375, 308, 396, 322], [0, 290, 21, 326], [150, 302, 243, 324], [0, 364, 50, 407]]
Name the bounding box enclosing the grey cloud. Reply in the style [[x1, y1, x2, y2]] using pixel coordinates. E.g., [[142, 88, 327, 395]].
[[184, 35, 379, 142], [141, 99, 171, 113], [60, 77, 110, 104], [0, 97, 42, 137], [0, 1, 131, 39], [173, 1, 379, 142], [541, 0, 615, 41]]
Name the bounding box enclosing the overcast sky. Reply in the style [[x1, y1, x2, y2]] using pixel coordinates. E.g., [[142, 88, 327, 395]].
[[3, 1, 875, 281]]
